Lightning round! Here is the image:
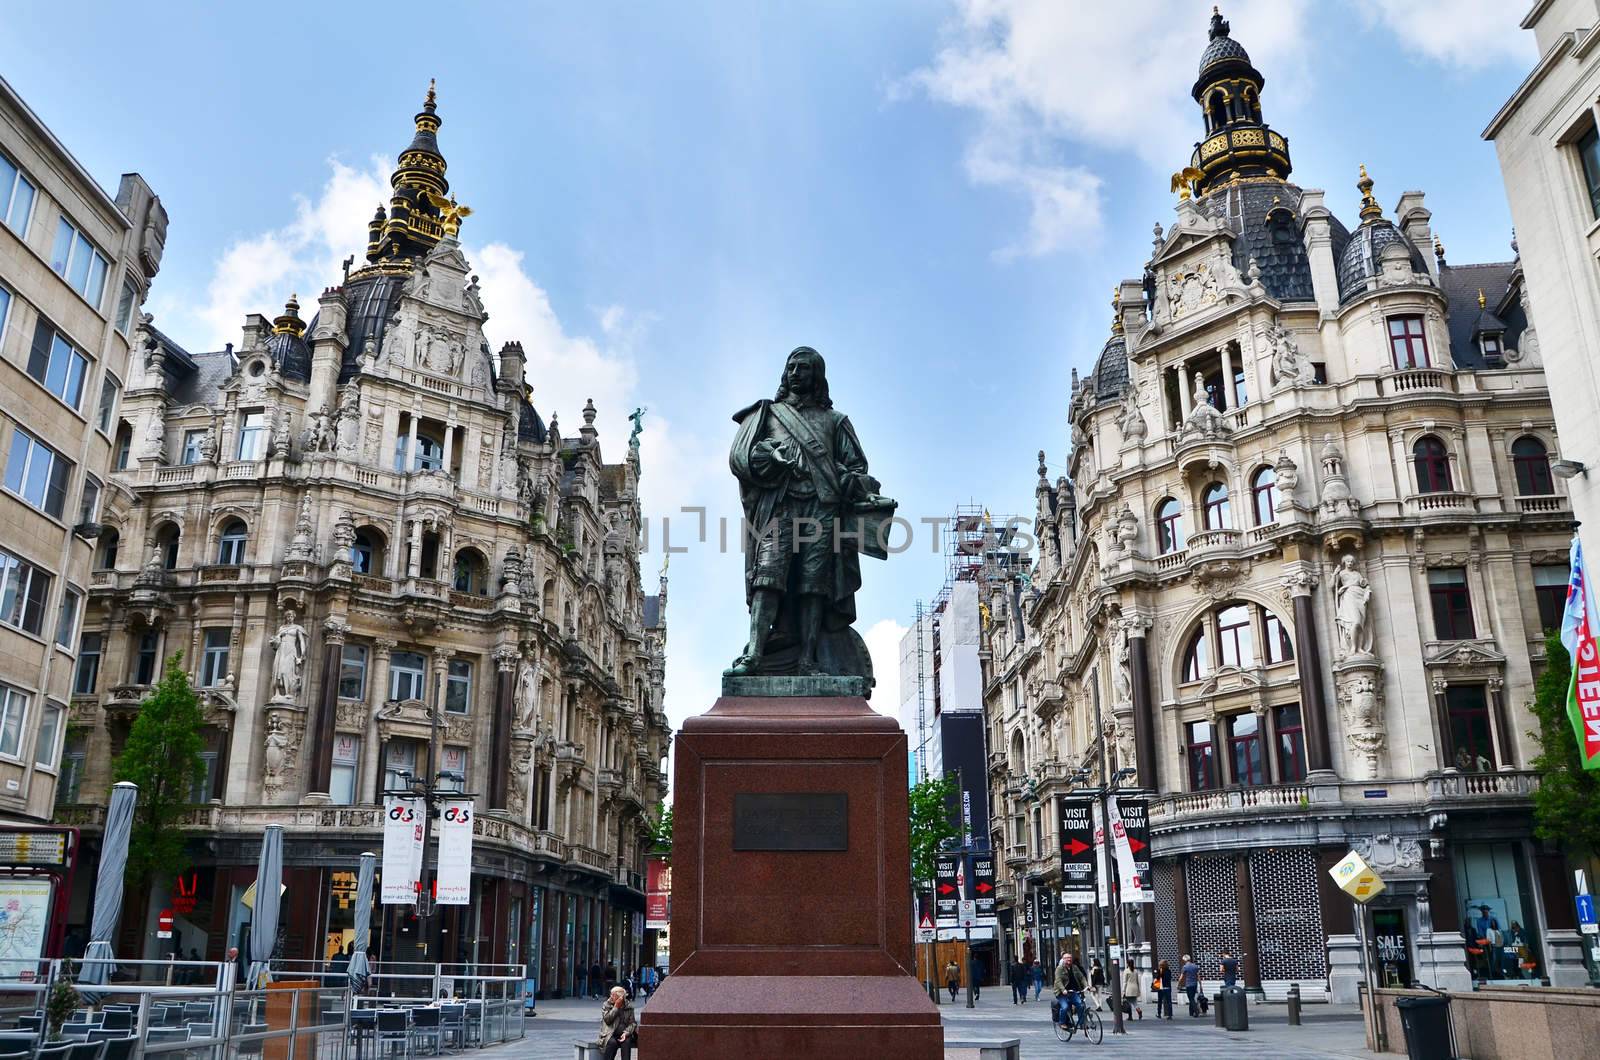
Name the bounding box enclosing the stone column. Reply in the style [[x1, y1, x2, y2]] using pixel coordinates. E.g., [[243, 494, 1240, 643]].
[[441, 420, 455, 476], [490, 647, 517, 809], [368, 638, 396, 798], [1220, 345, 1236, 409], [1489, 676, 1515, 768], [1235, 854, 1261, 990], [1284, 569, 1334, 774], [1128, 618, 1157, 789], [405, 412, 419, 472], [306, 616, 349, 799], [1177, 366, 1194, 420], [406, 520, 422, 579]]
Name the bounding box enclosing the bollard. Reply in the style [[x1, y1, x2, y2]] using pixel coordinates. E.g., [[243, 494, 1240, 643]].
[[1287, 983, 1301, 1026]]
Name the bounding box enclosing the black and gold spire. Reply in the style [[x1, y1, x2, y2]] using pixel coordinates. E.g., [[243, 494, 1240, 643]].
[[1188, 7, 1292, 195], [366, 79, 460, 263]]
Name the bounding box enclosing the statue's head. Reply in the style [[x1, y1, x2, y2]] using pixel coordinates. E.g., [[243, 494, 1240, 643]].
[[775, 346, 832, 409], [1341, 554, 1357, 570]]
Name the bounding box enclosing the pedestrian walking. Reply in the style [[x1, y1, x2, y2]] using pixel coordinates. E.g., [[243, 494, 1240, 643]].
[[590, 961, 605, 999], [1220, 950, 1240, 987], [968, 954, 982, 1001], [598, 985, 636, 1060], [1180, 954, 1202, 1017], [1154, 959, 1174, 1019], [1088, 958, 1106, 1011], [1009, 959, 1027, 1005], [945, 958, 960, 1003], [1120, 962, 1143, 1020], [1031, 959, 1044, 1000]]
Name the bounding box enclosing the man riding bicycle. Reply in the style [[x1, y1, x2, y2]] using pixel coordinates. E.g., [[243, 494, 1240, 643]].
[[1052, 952, 1089, 1030]]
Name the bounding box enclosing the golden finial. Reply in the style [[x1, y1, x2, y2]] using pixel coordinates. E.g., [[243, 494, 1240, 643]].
[[1111, 286, 1123, 334], [272, 293, 306, 337], [1434, 236, 1445, 258], [1357, 164, 1383, 223], [425, 78, 437, 109], [1478, 288, 1487, 309]]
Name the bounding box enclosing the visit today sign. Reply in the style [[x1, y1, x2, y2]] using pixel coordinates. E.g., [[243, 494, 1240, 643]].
[[1330, 850, 1386, 904]]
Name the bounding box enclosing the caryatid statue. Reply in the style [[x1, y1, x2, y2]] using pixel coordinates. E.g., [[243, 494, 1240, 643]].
[[270, 607, 309, 700], [725, 346, 896, 684]]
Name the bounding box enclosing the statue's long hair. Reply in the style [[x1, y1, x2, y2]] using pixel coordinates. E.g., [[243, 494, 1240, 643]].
[[774, 346, 833, 409]]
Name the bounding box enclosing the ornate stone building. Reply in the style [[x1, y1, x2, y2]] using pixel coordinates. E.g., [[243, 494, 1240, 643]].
[[984, 10, 1584, 1001], [61, 86, 671, 991]]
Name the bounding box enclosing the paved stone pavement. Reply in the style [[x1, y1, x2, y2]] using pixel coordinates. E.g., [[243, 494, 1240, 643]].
[[478, 990, 1382, 1058]]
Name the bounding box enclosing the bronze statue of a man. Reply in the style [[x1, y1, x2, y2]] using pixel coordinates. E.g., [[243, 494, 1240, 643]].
[[726, 346, 895, 684]]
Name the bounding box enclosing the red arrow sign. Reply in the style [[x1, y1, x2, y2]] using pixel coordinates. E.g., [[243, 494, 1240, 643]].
[[975, 881, 994, 895], [937, 882, 956, 896], [1128, 837, 1147, 854], [1063, 838, 1090, 856]]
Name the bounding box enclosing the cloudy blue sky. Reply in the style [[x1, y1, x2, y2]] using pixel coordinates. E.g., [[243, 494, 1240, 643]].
[[3, 0, 1538, 734]]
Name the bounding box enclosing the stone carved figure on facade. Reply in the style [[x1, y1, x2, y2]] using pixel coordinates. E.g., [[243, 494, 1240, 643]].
[[1115, 721, 1137, 778], [1341, 672, 1382, 730], [413, 263, 432, 300], [1112, 627, 1133, 709], [469, 354, 487, 389], [464, 274, 485, 318], [412, 325, 433, 369], [515, 660, 540, 732], [329, 511, 355, 579], [285, 496, 316, 561], [1267, 320, 1316, 389], [269, 608, 309, 702], [143, 410, 167, 462], [1117, 371, 1147, 446], [1318, 434, 1356, 516], [1333, 554, 1375, 657], [270, 410, 292, 460], [1182, 375, 1227, 438], [300, 406, 333, 454], [1273, 450, 1299, 510], [356, 338, 377, 372], [197, 424, 219, 465], [1112, 503, 1139, 557], [334, 387, 361, 455]]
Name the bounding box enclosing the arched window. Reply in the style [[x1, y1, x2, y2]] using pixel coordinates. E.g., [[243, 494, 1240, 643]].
[[1511, 436, 1553, 496], [96, 526, 120, 570], [1207, 90, 1227, 132], [1242, 86, 1262, 123], [216, 520, 247, 565], [1201, 482, 1231, 530], [1009, 731, 1025, 775], [1182, 626, 1211, 683], [1250, 466, 1277, 525], [352, 527, 386, 576], [542, 579, 557, 615], [1156, 498, 1185, 554], [452, 549, 487, 595], [1413, 436, 1453, 493], [393, 431, 445, 472]]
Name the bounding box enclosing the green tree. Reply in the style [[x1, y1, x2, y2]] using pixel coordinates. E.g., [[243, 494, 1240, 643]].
[[1527, 633, 1600, 854], [112, 653, 206, 888], [647, 802, 674, 862], [908, 775, 960, 888]]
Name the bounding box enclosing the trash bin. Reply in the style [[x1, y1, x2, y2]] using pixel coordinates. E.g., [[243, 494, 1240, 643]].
[[1219, 985, 1249, 1031], [1394, 995, 1452, 1060]]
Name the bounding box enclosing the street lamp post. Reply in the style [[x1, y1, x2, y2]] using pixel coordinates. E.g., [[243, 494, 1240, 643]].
[[382, 670, 479, 967]]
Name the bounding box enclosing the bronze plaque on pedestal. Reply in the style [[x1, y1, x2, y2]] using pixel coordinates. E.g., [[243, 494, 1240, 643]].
[[732, 792, 848, 850]]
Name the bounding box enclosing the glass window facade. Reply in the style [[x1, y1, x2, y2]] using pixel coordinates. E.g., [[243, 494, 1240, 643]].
[[339, 645, 368, 700], [50, 216, 109, 307], [1454, 843, 1542, 983]]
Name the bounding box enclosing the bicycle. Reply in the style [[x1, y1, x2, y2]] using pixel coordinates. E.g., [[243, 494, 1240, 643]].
[[1052, 990, 1104, 1044]]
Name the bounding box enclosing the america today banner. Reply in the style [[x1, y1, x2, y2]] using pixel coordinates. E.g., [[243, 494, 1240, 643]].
[[1057, 794, 1097, 904]]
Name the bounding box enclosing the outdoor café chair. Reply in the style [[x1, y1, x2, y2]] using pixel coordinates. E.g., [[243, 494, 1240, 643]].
[[99, 1010, 132, 1032], [0, 1050, 28, 1059], [410, 1007, 441, 1057], [438, 1003, 466, 1051], [16, 1014, 42, 1032], [64, 1042, 107, 1060], [144, 1028, 188, 1045], [375, 1009, 410, 1058], [34, 1045, 72, 1060], [99, 1038, 135, 1060]]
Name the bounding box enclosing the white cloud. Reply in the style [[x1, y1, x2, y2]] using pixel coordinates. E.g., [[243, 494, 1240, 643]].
[[189, 156, 392, 349], [904, 0, 1310, 256], [863, 618, 909, 718], [1355, 0, 1536, 69], [469, 242, 639, 441]]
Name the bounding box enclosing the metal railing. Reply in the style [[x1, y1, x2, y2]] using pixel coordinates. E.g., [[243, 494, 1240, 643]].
[[0, 956, 525, 1058]]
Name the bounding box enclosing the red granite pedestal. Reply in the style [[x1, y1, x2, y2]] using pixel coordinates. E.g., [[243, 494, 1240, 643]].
[[640, 694, 943, 1059]]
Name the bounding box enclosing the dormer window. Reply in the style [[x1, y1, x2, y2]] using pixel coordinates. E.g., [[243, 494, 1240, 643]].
[[1481, 332, 1503, 362]]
